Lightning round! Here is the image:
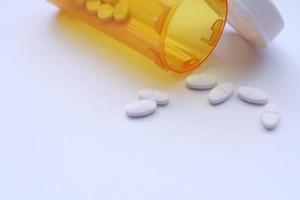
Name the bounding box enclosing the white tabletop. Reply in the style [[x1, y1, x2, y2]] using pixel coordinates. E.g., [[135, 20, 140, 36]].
[[1, 1, 300, 199]]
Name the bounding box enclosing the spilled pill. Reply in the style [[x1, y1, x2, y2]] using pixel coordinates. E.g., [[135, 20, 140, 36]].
[[261, 104, 280, 130], [238, 86, 268, 105], [186, 74, 218, 90], [208, 83, 234, 105], [139, 89, 169, 106], [125, 100, 157, 118]]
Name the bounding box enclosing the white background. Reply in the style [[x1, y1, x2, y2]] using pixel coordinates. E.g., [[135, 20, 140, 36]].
[[1, 1, 300, 199]]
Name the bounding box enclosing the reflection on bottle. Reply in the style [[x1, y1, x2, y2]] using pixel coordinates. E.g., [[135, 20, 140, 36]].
[[202, 19, 224, 46]]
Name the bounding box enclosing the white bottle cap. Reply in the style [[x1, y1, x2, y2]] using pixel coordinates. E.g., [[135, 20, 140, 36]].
[[227, 0, 284, 48]]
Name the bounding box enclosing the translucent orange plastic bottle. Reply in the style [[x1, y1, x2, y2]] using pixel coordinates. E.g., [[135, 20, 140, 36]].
[[49, 0, 228, 73]]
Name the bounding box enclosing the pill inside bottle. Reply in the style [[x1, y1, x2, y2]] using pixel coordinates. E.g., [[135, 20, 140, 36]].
[[48, 0, 283, 73]]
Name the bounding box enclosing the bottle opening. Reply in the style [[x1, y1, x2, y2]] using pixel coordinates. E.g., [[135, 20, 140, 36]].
[[162, 0, 228, 73]]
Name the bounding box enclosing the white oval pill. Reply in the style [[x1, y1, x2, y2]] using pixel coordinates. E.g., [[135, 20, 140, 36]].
[[208, 83, 234, 105], [261, 104, 280, 130], [139, 89, 169, 106], [186, 74, 218, 90], [238, 86, 268, 105], [125, 100, 157, 118]]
